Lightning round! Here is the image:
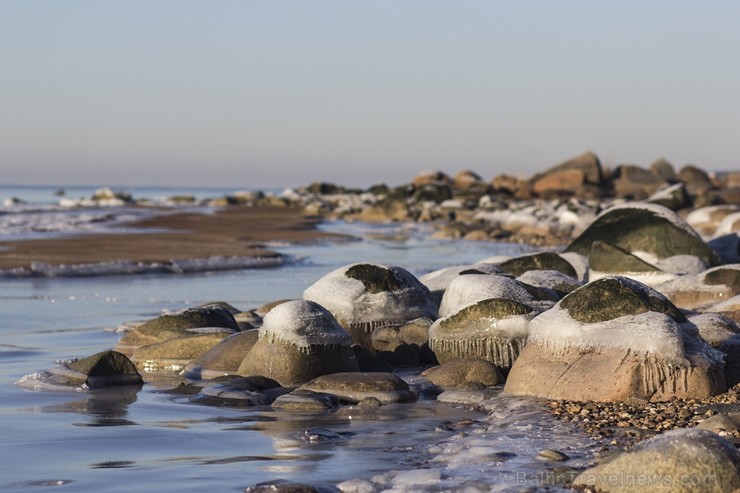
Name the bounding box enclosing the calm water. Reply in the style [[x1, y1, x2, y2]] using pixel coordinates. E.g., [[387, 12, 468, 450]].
[[0, 190, 598, 492]]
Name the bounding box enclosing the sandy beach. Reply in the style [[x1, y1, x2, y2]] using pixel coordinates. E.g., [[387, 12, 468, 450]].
[[0, 205, 343, 272]]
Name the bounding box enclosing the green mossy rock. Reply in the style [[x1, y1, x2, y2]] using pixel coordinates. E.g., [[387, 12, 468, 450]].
[[560, 276, 685, 324], [589, 240, 661, 273], [498, 252, 577, 278], [566, 203, 720, 266]]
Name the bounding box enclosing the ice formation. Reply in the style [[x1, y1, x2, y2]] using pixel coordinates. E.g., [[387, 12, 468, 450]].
[[303, 263, 437, 331], [438, 273, 543, 317], [527, 277, 724, 369], [259, 300, 352, 350]]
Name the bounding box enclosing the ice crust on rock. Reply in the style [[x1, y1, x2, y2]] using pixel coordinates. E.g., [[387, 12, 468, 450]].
[[600, 201, 704, 238], [528, 278, 725, 368], [303, 263, 437, 327], [419, 263, 501, 295], [438, 273, 541, 317], [259, 300, 352, 349]]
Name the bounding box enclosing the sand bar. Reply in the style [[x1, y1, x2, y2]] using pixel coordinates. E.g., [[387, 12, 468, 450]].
[[0, 206, 345, 272]]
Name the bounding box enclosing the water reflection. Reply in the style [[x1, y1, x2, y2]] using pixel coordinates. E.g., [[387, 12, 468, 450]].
[[25, 385, 141, 427]]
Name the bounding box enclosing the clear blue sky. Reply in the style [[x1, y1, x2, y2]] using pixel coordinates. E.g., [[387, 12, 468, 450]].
[[2, 1, 739, 188]]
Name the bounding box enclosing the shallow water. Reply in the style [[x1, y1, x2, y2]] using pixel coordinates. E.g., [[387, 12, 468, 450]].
[[0, 216, 600, 492]]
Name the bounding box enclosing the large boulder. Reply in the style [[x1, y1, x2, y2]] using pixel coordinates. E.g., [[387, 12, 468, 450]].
[[573, 429, 740, 492], [237, 300, 358, 386], [505, 276, 726, 402], [566, 202, 721, 267], [303, 263, 437, 346]]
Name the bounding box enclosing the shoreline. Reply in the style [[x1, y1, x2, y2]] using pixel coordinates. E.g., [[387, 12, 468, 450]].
[[0, 205, 345, 274]]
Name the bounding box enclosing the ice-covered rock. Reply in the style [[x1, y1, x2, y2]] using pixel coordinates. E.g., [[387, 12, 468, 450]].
[[505, 276, 726, 402], [419, 262, 502, 305], [237, 300, 358, 386], [430, 297, 536, 371], [657, 264, 740, 310], [573, 429, 740, 492], [438, 272, 553, 317], [566, 202, 721, 267], [497, 252, 577, 278], [303, 263, 437, 346], [16, 350, 142, 391], [689, 313, 739, 347], [516, 269, 582, 298]]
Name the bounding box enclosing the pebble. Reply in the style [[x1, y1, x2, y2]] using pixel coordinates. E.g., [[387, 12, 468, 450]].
[[545, 385, 740, 448]]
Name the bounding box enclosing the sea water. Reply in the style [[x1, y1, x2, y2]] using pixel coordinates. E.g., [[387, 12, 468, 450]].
[[0, 189, 600, 492]]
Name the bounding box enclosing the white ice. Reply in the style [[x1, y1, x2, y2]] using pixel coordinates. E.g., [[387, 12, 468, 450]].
[[303, 263, 437, 325], [260, 300, 352, 348]]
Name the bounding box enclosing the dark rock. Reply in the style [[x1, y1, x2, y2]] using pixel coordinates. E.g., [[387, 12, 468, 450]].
[[565, 202, 720, 267]]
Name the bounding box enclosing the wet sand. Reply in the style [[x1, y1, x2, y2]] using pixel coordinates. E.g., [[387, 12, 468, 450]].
[[0, 206, 344, 271]]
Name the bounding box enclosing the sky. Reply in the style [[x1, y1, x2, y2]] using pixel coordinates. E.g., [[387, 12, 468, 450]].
[[2, 1, 739, 188]]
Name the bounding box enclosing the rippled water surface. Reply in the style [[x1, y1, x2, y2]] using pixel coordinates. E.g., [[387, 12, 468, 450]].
[[0, 218, 599, 492]]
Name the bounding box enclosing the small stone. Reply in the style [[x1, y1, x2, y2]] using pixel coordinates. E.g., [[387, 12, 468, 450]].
[[537, 449, 570, 462]]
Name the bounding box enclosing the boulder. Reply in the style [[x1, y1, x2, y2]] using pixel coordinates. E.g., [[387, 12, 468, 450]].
[[116, 304, 240, 353], [505, 276, 726, 402], [497, 252, 577, 278], [657, 264, 740, 310], [271, 389, 341, 411], [438, 272, 553, 317], [422, 358, 504, 388], [429, 297, 535, 370], [191, 375, 287, 407], [237, 300, 359, 386], [181, 330, 260, 379], [678, 164, 714, 198], [132, 328, 236, 373], [573, 429, 740, 492], [612, 164, 666, 199], [565, 202, 720, 267], [649, 158, 677, 182], [303, 263, 437, 346], [531, 151, 604, 191], [532, 168, 585, 196], [16, 350, 142, 391], [646, 183, 692, 211], [516, 270, 582, 298], [412, 170, 451, 188], [299, 372, 417, 404]]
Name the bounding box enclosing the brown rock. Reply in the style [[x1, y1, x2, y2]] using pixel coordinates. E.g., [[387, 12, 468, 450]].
[[532, 168, 585, 195]]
